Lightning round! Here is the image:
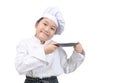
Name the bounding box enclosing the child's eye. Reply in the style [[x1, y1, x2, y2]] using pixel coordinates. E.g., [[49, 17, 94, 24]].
[[51, 27, 55, 31], [43, 23, 47, 26]]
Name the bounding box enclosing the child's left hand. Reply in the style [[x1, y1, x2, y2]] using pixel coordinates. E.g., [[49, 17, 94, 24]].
[[74, 42, 85, 55]]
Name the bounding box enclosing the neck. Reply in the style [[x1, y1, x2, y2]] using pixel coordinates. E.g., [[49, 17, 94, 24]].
[[35, 34, 45, 44], [40, 40, 45, 44]]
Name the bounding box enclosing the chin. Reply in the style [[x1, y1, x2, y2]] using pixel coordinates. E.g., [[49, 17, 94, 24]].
[[39, 36, 47, 41], [38, 34, 50, 41]]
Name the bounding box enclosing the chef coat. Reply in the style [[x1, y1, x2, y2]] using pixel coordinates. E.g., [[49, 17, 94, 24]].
[[15, 36, 85, 78]]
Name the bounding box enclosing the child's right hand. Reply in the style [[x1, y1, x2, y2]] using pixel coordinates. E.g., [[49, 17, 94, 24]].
[[44, 42, 58, 55]]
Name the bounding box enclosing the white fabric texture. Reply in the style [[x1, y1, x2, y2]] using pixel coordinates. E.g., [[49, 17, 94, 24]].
[[15, 36, 85, 78], [41, 7, 65, 35]]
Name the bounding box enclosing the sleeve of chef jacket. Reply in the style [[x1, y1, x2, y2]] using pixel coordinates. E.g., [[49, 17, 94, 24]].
[[15, 40, 48, 75], [60, 48, 85, 73]]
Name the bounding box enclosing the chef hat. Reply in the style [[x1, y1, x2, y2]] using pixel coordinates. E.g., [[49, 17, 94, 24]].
[[41, 7, 65, 35]]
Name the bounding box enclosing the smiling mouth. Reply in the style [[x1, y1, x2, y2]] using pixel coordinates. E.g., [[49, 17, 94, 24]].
[[41, 31, 49, 37]]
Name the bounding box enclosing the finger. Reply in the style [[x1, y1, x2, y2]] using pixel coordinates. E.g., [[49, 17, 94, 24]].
[[49, 42, 57, 46], [50, 42, 57, 44], [50, 42, 60, 47], [74, 42, 80, 47], [52, 42, 59, 47]]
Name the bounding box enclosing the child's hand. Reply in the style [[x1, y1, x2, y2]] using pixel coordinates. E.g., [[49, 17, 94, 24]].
[[74, 42, 85, 55], [44, 42, 58, 55]]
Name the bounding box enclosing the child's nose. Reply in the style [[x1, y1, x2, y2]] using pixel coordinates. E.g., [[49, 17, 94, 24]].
[[44, 27, 50, 32]]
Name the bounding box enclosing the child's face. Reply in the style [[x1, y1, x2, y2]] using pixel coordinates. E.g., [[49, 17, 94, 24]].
[[35, 18, 57, 43]]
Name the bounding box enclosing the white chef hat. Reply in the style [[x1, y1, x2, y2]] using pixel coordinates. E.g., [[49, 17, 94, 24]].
[[41, 7, 65, 35]]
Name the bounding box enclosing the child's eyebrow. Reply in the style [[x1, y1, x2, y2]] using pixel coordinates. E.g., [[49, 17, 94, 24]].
[[43, 20, 48, 23], [51, 25, 56, 28], [44, 20, 57, 28]]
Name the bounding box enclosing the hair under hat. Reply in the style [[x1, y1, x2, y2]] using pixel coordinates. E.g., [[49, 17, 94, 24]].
[[41, 7, 65, 35]]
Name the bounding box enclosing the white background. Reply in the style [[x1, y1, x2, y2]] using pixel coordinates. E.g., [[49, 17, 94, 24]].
[[0, 0, 120, 83]]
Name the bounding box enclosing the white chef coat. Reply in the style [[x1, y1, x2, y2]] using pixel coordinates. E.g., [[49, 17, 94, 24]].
[[15, 36, 85, 78]]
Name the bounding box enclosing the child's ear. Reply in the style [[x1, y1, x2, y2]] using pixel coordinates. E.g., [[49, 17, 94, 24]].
[[35, 23, 38, 28]]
